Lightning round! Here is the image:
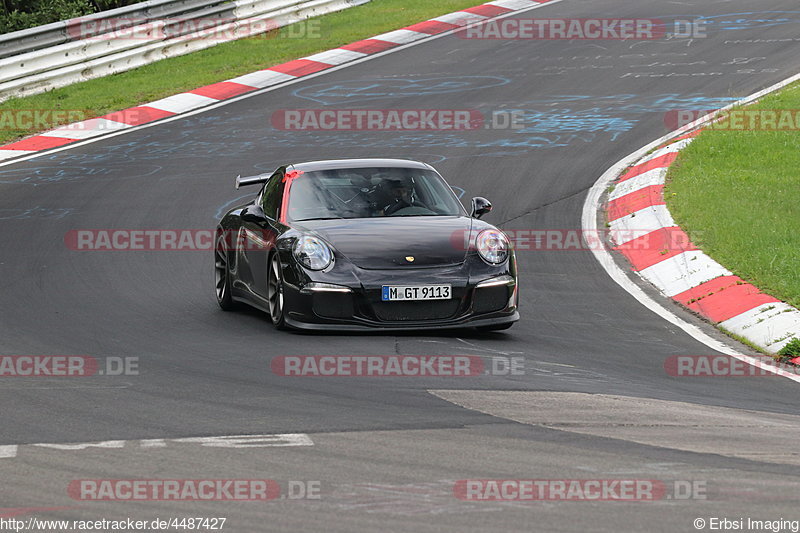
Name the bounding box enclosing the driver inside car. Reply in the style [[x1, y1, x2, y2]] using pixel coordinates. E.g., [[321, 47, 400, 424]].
[[382, 178, 423, 215]]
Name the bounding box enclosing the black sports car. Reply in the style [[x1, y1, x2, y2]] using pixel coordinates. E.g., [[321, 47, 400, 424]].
[[214, 158, 518, 331]]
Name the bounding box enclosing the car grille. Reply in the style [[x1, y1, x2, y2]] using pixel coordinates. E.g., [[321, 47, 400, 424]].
[[313, 293, 354, 319], [473, 285, 510, 314], [372, 300, 460, 322]]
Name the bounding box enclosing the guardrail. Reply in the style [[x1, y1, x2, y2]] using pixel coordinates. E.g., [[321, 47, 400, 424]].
[[0, 0, 370, 102]]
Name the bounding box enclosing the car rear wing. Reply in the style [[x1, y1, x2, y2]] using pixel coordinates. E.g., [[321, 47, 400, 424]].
[[235, 173, 270, 189]]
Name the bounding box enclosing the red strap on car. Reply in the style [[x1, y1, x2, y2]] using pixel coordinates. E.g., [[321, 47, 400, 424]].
[[282, 170, 304, 182], [279, 170, 304, 223]]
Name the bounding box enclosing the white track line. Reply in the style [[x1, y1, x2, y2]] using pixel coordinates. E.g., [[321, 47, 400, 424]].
[[0, 445, 18, 458], [0, 434, 314, 460], [582, 71, 800, 383]]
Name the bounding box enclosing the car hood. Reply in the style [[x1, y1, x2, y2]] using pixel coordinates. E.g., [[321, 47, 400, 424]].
[[294, 216, 475, 269]]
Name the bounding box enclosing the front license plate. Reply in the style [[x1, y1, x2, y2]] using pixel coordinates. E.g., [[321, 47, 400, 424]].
[[381, 285, 452, 301]]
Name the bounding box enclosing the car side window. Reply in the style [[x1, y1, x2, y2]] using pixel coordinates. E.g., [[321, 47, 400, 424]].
[[259, 168, 285, 219]]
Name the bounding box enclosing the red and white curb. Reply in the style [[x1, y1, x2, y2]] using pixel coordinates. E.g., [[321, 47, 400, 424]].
[[606, 132, 800, 357], [0, 0, 553, 162]]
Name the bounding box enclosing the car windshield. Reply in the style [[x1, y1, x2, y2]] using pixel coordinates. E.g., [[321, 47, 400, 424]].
[[286, 166, 466, 221]]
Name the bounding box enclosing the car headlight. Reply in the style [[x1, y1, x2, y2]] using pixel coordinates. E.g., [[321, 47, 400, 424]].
[[476, 229, 509, 265], [293, 235, 333, 270]]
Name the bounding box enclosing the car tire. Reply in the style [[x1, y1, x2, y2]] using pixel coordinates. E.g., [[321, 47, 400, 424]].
[[268, 252, 287, 330], [215, 233, 238, 311]]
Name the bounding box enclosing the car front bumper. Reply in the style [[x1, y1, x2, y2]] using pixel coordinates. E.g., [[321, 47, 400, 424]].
[[281, 263, 519, 331]]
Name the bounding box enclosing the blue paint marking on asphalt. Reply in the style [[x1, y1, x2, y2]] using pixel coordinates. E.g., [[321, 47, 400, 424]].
[[418, 154, 448, 165], [670, 11, 800, 31], [1, 94, 745, 173], [0, 164, 163, 185], [0, 166, 112, 185], [0, 207, 75, 220], [292, 76, 512, 105], [517, 94, 741, 112], [508, 109, 637, 141]]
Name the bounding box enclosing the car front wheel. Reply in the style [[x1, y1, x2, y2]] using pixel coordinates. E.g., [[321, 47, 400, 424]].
[[215, 233, 238, 311], [268, 252, 287, 329]]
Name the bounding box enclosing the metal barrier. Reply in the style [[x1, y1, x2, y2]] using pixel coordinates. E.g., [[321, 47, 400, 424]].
[[0, 0, 370, 102]]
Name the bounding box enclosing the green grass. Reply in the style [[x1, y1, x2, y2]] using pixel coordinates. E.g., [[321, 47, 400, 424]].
[[777, 338, 800, 360], [666, 81, 800, 309], [0, 0, 484, 144]]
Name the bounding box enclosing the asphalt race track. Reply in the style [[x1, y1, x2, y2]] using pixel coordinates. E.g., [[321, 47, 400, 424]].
[[2, 0, 800, 531]]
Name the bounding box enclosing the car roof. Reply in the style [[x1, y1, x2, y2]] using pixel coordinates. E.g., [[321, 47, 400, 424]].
[[289, 158, 434, 172]]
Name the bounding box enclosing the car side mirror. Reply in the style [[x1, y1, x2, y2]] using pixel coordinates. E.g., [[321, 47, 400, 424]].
[[241, 205, 266, 224], [471, 197, 492, 219]]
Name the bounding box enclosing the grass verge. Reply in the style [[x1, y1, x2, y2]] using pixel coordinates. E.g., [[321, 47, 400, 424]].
[[0, 0, 485, 144], [665, 81, 800, 312]]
